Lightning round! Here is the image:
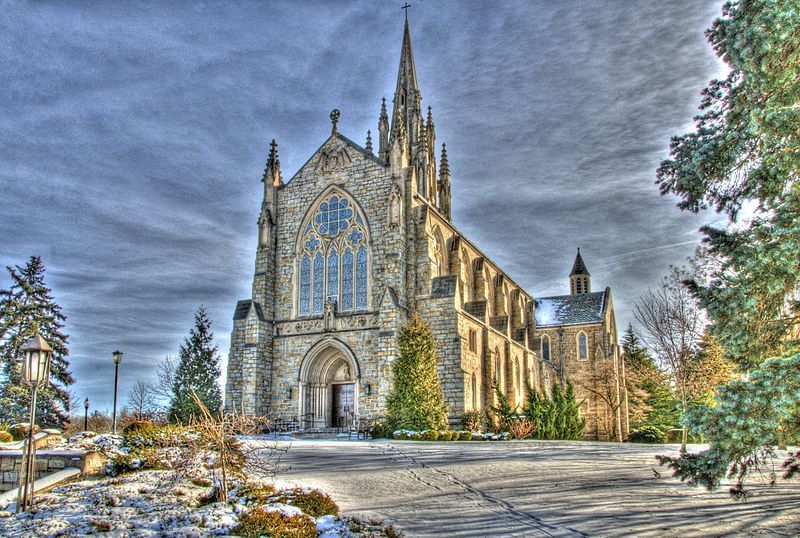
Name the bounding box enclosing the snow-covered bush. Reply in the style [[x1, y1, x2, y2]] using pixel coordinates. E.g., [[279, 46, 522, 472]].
[[268, 487, 339, 518], [235, 505, 317, 538]]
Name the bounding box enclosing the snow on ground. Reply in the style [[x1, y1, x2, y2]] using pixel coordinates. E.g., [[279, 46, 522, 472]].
[[0, 471, 238, 537], [259, 438, 800, 538]]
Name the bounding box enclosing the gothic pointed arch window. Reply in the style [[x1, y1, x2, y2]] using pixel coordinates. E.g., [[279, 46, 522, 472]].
[[431, 228, 446, 278], [577, 331, 588, 361], [541, 334, 551, 363], [296, 189, 370, 316]]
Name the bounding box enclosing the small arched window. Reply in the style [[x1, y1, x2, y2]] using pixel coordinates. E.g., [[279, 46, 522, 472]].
[[541, 335, 551, 362], [297, 190, 369, 316], [577, 332, 588, 360]]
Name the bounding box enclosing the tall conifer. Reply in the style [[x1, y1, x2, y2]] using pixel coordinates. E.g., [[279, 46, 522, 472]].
[[386, 313, 447, 431], [169, 306, 222, 423], [656, 0, 800, 494], [0, 256, 74, 427]]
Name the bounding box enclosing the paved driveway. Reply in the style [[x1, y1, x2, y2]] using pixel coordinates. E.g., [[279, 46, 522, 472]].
[[258, 439, 799, 537]]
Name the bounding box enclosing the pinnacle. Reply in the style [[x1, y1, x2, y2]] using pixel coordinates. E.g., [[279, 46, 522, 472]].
[[365, 130, 373, 153], [440, 143, 449, 175]]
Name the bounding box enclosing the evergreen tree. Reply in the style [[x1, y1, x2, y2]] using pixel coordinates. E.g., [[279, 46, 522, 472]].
[[551, 383, 566, 437], [169, 306, 222, 423], [386, 313, 448, 431], [0, 256, 73, 427], [562, 381, 587, 440], [489, 380, 517, 432], [621, 325, 679, 431], [522, 380, 542, 436], [655, 0, 800, 493]]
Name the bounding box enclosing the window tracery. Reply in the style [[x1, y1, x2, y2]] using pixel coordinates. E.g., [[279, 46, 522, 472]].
[[297, 191, 370, 316]]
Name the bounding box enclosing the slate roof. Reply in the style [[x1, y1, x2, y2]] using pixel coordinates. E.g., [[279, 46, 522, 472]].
[[570, 248, 590, 277], [534, 291, 606, 327], [232, 300, 266, 322]]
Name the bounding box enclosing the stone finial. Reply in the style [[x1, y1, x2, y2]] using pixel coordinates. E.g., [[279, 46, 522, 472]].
[[380, 97, 388, 120], [427, 105, 434, 127], [263, 138, 281, 184], [365, 130, 373, 153], [330, 109, 340, 135]]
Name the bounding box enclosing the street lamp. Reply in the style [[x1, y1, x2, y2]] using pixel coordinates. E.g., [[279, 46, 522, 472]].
[[111, 350, 123, 435], [16, 334, 53, 513], [84, 398, 90, 432]]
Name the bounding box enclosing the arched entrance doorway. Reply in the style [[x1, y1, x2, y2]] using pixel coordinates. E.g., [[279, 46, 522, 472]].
[[298, 339, 360, 429]]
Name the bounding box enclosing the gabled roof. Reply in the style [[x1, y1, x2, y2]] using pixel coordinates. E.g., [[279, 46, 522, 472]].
[[534, 290, 606, 328], [287, 132, 385, 183]]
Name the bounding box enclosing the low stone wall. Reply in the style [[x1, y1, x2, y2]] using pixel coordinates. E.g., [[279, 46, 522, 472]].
[[0, 451, 107, 493]]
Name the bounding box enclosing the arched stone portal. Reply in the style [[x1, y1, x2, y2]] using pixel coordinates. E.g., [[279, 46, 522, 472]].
[[298, 339, 360, 428]]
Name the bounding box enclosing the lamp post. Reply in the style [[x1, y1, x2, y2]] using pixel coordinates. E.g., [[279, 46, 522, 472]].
[[16, 334, 52, 513], [84, 398, 90, 432], [111, 350, 123, 435]]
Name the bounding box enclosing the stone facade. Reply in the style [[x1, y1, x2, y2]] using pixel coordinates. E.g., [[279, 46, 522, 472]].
[[225, 19, 628, 440]]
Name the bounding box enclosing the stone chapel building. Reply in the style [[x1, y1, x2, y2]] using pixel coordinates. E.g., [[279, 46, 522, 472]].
[[225, 18, 629, 441]]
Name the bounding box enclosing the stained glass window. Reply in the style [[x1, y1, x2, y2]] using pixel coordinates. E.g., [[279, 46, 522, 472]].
[[341, 248, 354, 312], [327, 249, 339, 306], [297, 191, 369, 317], [313, 252, 324, 314], [541, 336, 550, 362], [299, 254, 311, 316], [356, 246, 368, 309], [314, 195, 353, 238]]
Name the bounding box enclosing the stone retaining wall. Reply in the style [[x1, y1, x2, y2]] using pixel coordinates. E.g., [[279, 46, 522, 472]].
[[0, 451, 106, 492]]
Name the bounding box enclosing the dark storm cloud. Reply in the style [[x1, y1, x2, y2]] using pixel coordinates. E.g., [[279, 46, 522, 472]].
[[0, 0, 725, 411]]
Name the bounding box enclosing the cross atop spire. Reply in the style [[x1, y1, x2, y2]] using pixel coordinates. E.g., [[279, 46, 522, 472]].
[[401, 2, 412, 20]]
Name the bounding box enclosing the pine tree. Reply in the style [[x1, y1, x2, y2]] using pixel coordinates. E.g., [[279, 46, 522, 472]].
[[655, 0, 800, 494], [489, 380, 517, 432], [386, 313, 448, 431], [562, 381, 587, 440], [169, 306, 222, 423], [621, 324, 679, 431], [0, 256, 74, 427]]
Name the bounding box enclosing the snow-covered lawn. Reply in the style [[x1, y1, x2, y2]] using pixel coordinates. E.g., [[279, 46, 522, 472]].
[[263, 438, 800, 537], [0, 471, 238, 537]]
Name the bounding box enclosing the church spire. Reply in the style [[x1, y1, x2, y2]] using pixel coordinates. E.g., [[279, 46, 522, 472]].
[[390, 15, 423, 160], [378, 97, 389, 162], [569, 248, 591, 295]]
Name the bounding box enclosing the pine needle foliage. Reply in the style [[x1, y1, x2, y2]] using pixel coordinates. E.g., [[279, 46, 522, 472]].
[[522, 380, 585, 440], [0, 256, 74, 427], [655, 0, 800, 495], [386, 313, 447, 431], [489, 380, 517, 432], [169, 306, 222, 423]]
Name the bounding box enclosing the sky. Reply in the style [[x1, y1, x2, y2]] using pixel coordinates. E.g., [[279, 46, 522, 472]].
[[0, 0, 728, 413]]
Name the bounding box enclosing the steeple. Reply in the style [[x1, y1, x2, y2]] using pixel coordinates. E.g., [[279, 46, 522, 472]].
[[390, 16, 423, 161], [438, 143, 451, 220], [569, 248, 591, 295]]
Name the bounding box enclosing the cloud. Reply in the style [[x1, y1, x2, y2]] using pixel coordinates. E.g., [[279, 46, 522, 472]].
[[0, 0, 727, 411]]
